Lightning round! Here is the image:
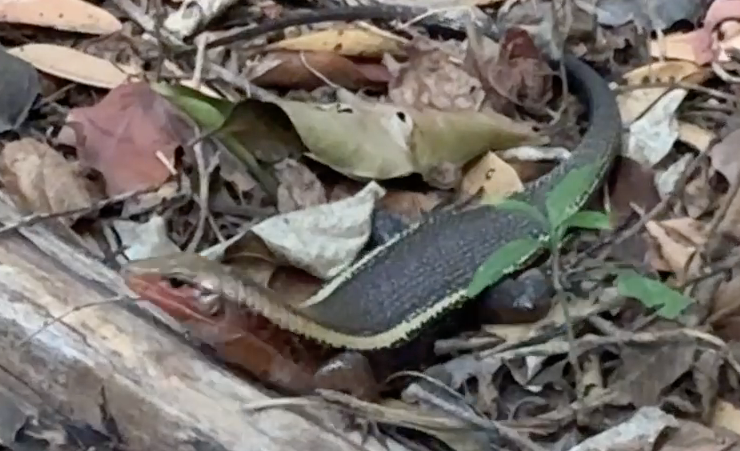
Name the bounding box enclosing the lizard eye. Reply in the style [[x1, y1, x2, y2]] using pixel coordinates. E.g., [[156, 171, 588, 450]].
[[197, 292, 224, 316]]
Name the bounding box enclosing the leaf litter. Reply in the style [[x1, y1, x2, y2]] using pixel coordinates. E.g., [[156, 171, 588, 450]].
[[10, 1, 740, 451]]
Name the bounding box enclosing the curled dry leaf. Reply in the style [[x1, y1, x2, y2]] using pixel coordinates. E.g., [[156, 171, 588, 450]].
[[252, 181, 385, 279], [274, 158, 327, 213], [248, 50, 391, 91], [645, 217, 705, 277], [58, 82, 192, 195], [0, 138, 93, 224]]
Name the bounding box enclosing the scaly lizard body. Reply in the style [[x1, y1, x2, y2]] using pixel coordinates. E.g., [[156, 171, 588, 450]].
[[125, 6, 621, 354]]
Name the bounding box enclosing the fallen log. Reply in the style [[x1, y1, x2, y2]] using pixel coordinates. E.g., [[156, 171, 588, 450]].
[[0, 192, 409, 451]]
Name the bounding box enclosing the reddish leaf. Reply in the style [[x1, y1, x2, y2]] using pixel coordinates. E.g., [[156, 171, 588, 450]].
[[59, 82, 191, 195]]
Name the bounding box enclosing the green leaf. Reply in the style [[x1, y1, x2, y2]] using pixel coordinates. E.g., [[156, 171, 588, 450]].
[[616, 271, 694, 319], [491, 199, 548, 225], [151, 82, 234, 132], [545, 163, 599, 229], [467, 238, 544, 298], [560, 210, 612, 233]]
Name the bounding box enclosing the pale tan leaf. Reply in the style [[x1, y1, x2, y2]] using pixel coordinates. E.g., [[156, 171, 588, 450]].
[[114, 216, 181, 261], [617, 61, 707, 125], [625, 89, 688, 167], [274, 158, 327, 213], [462, 152, 524, 203], [0, 0, 122, 34], [252, 182, 385, 280], [412, 108, 544, 181], [708, 127, 740, 183], [678, 121, 715, 153], [711, 399, 740, 433], [267, 24, 407, 58], [0, 138, 93, 223], [7, 44, 142, 89], [645, 218, 704, 276]]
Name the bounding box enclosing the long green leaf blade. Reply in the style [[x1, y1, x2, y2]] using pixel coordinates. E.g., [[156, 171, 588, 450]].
[[560, 210, 612, 232], [545, 163, 599, 229], [467, 238, 543, 297], [616, 271, 693, 319]]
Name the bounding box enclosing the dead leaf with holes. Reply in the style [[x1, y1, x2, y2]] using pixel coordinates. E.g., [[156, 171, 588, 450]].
[[266, 24, 407, 58], [0, 138, 93, 223], [57, 82, 192, 196], [247, 50, 391, 91], [0, 0, 121, 34], [461, 152, 524, 203], [264, 94, 542, 187]]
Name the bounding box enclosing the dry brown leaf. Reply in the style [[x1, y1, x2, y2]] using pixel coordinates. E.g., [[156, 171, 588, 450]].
[[387, 47, 485, 111], [608, 343, 696, 407], [249, 50, 391, 91], [617, 61, 707, 124], [0, 138, 93, 223], [471, 27, 553, 115], [645, 217, 705, 276], [252, 182, 385, 280], [461, 152, 523, 203], [651, 0, 740, 64], [0, 0, 122, 34], [58, 82, 191, 195], [609, 157, 660, 225], [274, 158, 327, 213], [711, 270, 740, 343], [660, 417, 732, 451], [709, 127, 740, 183], [711, 399, 740, 433], [678, 121, 715, 153], [7, 44, 142, 89], [378, 190, 443, 221], [266, 25, 407, 58]]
